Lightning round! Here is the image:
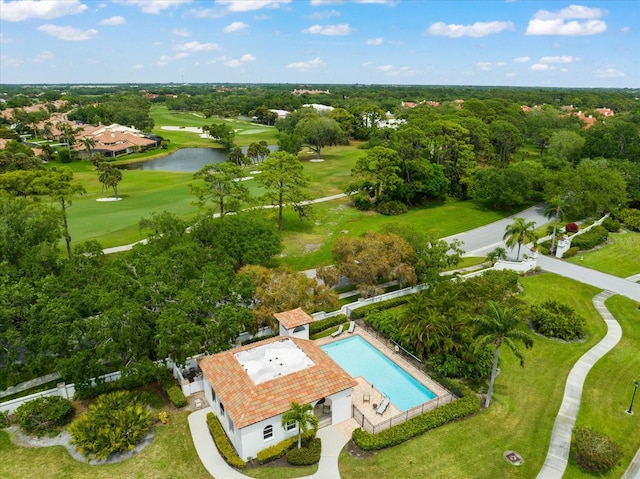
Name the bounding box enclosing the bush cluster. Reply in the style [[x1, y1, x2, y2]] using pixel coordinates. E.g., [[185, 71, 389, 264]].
[[601, 217, 621, 232], [350, 297, 410, 319], [309, 314, 348, 335], [618, 208, 640, 231], [286, 437, 322, 465], [15, 396, 74, 437], [570, 225, 608, 251], [206, 412, 246, 469], [572, 427, 622, 473], [528, 300, 586, 340], [352, 389, 480, 451], [376, 200, 408, 216], [352, 192, 372, 211], [166, 385, 187, 408], [0, 410, 10, 429], [256, 427, 317, 464], [69, 391, 151, 460], [563, 246, 580, 258], [241, 333, 277, 346], [565, 222, 579, 233]]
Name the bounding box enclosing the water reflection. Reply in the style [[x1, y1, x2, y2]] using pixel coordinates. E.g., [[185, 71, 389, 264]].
[[125, 148, 227, 172]]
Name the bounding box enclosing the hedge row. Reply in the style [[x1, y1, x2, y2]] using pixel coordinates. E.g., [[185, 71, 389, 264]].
[[309, 314, 348, 335], [286, 437, 322, 465], [349, 297, 411, 319], [166, 385, 187, 408], [570, 225, 608, 251], [206, 412, 246, 469], [256, 427, 317, 464], [352, 390, 480, 451]]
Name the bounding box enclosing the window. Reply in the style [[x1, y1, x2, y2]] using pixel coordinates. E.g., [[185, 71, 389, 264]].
[[285, 421, 296, 432], [263, 425, 273, 441], [228, 417, 234, 433], [220, 401, 225, 414], [293, 325, 306, 333]]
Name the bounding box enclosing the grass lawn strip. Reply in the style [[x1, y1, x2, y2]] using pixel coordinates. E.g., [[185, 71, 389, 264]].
[[566, 232, 640, 278]]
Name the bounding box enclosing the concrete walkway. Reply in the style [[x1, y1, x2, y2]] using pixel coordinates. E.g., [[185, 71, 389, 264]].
[[536, 291, 623, 478], [188, 407, 352, 479]]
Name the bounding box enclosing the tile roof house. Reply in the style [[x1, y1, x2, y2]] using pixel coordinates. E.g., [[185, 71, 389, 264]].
[[74, 123, 159, 158], [198, 311, 356, 461]]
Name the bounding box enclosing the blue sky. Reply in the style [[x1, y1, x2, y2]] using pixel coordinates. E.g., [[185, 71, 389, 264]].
[[0, 0, 638, 87]]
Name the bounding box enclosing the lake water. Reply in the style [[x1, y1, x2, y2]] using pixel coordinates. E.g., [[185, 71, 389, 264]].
[[125, 146, 277, 172]]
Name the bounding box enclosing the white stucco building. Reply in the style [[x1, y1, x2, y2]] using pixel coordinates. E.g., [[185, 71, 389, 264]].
[[198, 309, 356, 461]]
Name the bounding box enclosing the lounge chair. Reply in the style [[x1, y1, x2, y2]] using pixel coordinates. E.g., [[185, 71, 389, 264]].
[[331, 324, 344, 338], [376, 396, 390, 415], [347, 320, 355, 333]]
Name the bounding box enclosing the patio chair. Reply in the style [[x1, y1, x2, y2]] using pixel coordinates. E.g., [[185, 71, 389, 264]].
[[376, 396, 390, 415], [347, 320, 355, 333], [363, 392, 370, 403], [331, 324, 344, 338]]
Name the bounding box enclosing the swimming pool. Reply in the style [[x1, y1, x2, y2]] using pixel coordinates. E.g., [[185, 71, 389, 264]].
[[321, 335, 436, 411]]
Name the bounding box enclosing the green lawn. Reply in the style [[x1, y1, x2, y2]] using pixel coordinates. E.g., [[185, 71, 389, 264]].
[[339, 273, 612, 479], [566, 232, 640, 278]]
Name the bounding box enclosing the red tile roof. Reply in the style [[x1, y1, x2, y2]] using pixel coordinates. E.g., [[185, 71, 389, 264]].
[[274, 308, 314, 329], [199, 336, 356, 428]]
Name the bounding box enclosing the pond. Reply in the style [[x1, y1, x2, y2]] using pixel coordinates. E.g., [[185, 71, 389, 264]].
[[125, 146, 277, 172]]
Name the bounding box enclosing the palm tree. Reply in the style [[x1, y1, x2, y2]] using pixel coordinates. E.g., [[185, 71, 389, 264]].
[[503, 217, 537, 261], [475, 302, 533, 408], [281, 402, 318, 449], [544, 196, 566, 254], [79, 136, 96, 160], [486, 247, 507, 265]]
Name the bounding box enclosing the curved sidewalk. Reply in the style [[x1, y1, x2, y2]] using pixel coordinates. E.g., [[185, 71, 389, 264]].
[[188, 407, 353, 479], [536, 290, 622, 478]]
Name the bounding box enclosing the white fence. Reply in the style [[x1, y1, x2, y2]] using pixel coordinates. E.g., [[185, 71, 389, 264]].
[[555, 215, 609, 258]]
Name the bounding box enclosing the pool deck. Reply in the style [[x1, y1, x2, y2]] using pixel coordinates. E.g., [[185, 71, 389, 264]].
[[315, 324, 452, 428]]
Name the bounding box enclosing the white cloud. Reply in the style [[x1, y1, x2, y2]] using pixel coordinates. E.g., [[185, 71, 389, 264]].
[[620, 26, 630, 33], [530, 63, 551, 71], [224, 21, 248, 33], [240, 53, 256, 62], [174, 41, 219, 52], [310, 0, 343, 4], [526, 5, 607, 36], [513, 56, 531, 63], [133, 64, 144, 70], [376, 64, 415, 76], [1, 55, 23, 67], [367, 37, 384, 45], [426, 20, 514, 38], [216, 0, 291, 12], [157, 52, 189, 66], [476, 61, 492, 71], [0, 0, 87, 21], [505, 72, 517, 77], [303, 24, 352, 35], [37, 24, 98, 41], [286, 57, 326, 72], [539, 55, 577, 64], [496, 61, 506, 66], [594, 68, 625, 78], [377, 64, 394, 72], [362, 61, 373, 67], [33, 51, 53, 62], [113, 0, 192, 14], [224, 59, 243, 68], [172, 28, 191, 37], [306, 9, 340, 20], [100, 16, 126, 25]]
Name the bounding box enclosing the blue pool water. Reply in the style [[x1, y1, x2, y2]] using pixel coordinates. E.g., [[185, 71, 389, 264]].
[[321, 335, 436, 411]]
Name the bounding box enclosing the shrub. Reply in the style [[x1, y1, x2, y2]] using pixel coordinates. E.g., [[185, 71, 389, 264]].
[[309, 314, 348, 335], [563, 246, 580, 258], [565, 222, 579, 233], [241, 333, 277, 346], [350, 296, 410, 319], [571, 225, 608, 251], [602, 217, 621, 232], [206, 412, 245, 469], [166, 385, 187, 408], [69, 391, 151, 460], [528, 300, 586, 340], [618, 208, 640, 231], [376, 200, 408, 216], [15, 396, 74, 437], [572, 427, 622, 473], [257, 427, 317, 464], [0, 410, 10, 429], [352, 192, 372, 211], [286, 437, 321, 465], [352, 388, 480, 450]]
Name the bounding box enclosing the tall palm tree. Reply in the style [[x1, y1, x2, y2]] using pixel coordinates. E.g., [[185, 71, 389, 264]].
[[503, 217, 537, 261], [475, 302, 533, 408], [281, 402, 318, 449], [544, 196, 566, 254], [80, 136, 96, 160]]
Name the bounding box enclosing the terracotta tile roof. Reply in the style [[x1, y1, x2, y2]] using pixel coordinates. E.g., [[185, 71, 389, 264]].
[[199, 336, 357, 428], [274, 308, 314, 329]]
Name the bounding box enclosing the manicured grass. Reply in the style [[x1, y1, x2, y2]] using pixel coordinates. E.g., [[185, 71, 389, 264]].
[[566, 232, 640, 278], [0, 410, 211, 479], [243, 464, 318, 479], [339, 273, 607, 479], [566, 294, 640, 478]]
